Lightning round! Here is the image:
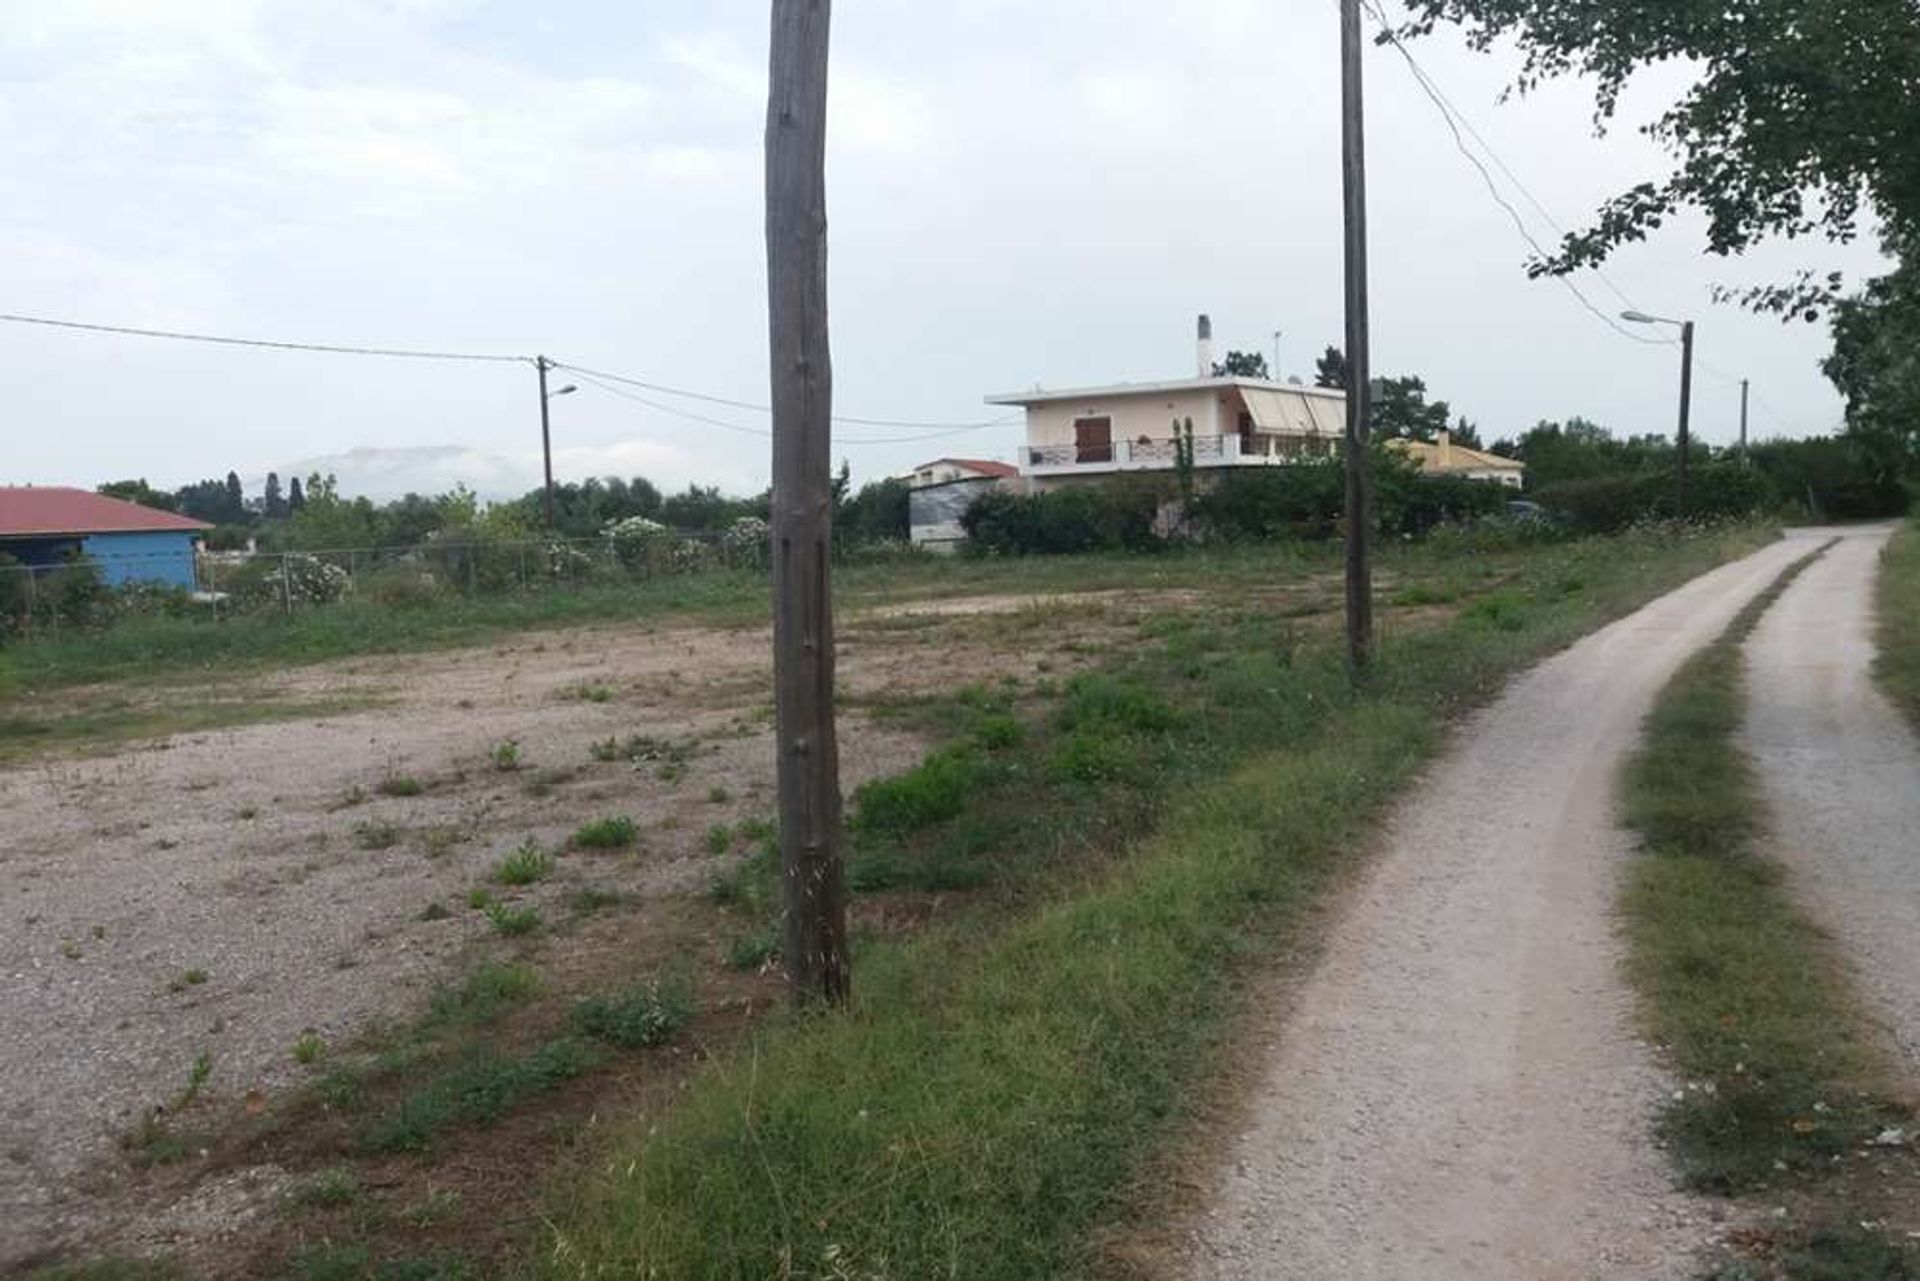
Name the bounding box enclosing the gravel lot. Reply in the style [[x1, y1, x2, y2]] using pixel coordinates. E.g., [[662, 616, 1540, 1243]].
[[0, 598, 1096, 1269]]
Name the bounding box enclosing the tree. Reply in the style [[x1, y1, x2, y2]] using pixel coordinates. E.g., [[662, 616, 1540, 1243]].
[[1213, 350, 1271, 379], [1371, 375, 1452, 442], [1397, 0, 1920, 312], [1313, 345, 1349, 390], [1448, 416, 1484, 450], [97, 479, 177, 512], [176, 476, 249, 525], [289, 476, 306, 511], [1823, 238, 1920, 472], [263, 472, 288, 520]]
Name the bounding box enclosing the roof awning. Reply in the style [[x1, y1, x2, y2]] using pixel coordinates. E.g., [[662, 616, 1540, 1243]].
[[1239, 387, 1340, 435]]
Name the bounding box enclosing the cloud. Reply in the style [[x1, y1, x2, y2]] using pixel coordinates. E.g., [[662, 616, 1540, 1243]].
[[0, 0, 1881, 498]]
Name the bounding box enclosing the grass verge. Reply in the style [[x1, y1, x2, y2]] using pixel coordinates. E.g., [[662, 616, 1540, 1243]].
[[538, 521, 1779, 1279], [1876, 521, 1920, 731], [1620, 543, 1902, 1193]]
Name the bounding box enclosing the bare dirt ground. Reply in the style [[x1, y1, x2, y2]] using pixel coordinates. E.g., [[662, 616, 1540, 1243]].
[[1180, 535, 1821, 1280], [0, 590, 1164, 1270], [1745, 523, 1920, 1074]]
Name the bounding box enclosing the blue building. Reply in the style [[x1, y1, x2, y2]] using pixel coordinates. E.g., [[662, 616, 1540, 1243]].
[[0, 487, 211, 590]]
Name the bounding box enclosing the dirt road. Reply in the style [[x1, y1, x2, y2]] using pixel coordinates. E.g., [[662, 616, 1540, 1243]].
[[1744, 523, 1920, 1072], [1184, 534, 1826, 1280]]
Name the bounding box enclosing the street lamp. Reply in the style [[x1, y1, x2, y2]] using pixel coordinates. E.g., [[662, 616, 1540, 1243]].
[[1620, 310, 1696, 514], [534, 357, 575, 530]]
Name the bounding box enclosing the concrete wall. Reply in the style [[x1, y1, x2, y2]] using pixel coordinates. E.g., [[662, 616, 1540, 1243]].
[[79, 530, 200, 588]]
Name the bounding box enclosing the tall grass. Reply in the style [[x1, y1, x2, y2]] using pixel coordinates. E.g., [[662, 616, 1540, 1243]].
[[539, 522, 1777, 1279], [1877, 521, 1920, 729]]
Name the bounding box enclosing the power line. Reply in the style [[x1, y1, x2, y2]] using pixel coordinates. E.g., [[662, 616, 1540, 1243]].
[[1358, 2, 1672, 348], [551, 360, 1015, 432], [0, 310, 528, 363], [568, 369, 1019, 446]]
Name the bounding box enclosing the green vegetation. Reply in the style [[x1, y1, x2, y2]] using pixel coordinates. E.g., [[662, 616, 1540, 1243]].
[[1877, 522, 1920, 729], [166, 968, 208, 992], [492, 839, 555, 886], [539, 521, 1778, 1278], [376, 774, 425, 798], [483, 902, 541, 937], [569, 978, 695, 1049], [488, 739, 521, 772], [360, 1039, 595, 1154], [293, 1032, 327, 1064], [1620, 546, 1902, 1193], [423, 964, 540, 1029], [571, 816, 637, 850]]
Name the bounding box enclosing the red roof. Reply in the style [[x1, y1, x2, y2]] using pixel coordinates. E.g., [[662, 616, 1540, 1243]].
[[0, 487, 212, 537], [920, 457, 1019, 479]]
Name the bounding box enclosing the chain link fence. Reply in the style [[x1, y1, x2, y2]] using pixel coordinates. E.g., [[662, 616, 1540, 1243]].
[[0, 526, 780, 641]]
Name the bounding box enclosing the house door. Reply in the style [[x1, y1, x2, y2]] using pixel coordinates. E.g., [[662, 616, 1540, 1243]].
[[1074, 416, 1113, 464]]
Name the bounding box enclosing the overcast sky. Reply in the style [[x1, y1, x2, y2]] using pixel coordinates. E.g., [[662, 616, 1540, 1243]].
[[1, 0, 1888, 499]]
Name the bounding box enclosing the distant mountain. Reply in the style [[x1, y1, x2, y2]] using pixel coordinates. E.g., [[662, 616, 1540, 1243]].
[[266, 446, 539, 503], [263, 440, 762, 504]]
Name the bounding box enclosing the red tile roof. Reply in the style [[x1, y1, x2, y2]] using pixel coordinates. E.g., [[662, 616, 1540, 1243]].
[[919, 457, 1019, 479], [0, 487, 212, 536]]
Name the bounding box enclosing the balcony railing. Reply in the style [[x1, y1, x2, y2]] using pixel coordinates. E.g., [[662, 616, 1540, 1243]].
[[1025, 433, 1326, 472]]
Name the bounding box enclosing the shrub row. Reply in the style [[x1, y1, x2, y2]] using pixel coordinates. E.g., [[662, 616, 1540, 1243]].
[[958, 451, 1513, 557]]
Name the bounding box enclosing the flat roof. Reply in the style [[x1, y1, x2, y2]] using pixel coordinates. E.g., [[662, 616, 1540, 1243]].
[[985, 376, 1346, 407]]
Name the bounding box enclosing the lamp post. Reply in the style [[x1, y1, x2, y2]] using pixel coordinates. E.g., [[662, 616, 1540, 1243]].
[[1621, 311, 1695, 514], [535, 355, 577, 530]]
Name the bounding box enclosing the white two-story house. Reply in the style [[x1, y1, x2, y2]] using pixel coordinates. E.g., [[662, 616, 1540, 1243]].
[[986, 316, 1347, 484]]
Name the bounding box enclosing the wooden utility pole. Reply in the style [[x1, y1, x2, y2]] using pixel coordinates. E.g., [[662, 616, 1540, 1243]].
[[1739, 377, 1751, 464], [536, 356, 557, 530], [1340, 0, 1374, 672], [1676, 320, 1695, 514], [765, 0, 848, 1005]]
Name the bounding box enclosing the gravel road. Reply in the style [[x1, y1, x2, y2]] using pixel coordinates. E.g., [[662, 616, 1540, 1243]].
[[1183, 534, 1824, 1280], [1744, 523, 1920, 1071]]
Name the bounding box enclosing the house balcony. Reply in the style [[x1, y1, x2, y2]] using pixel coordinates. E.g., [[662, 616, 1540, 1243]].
[[1021, 432, 1335, 477]]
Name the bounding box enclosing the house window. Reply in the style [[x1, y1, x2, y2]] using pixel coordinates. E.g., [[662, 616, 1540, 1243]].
[[1073, 416, 1113, 464]]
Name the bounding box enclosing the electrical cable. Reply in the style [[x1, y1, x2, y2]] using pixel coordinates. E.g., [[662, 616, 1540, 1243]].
[[0, 310, 529, 363], [551, 360, 1016, 432], [1359, 1, 1673, 348]]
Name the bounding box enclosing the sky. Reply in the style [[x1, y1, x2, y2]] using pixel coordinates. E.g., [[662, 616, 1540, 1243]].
[[0, 0, 1890, 500]]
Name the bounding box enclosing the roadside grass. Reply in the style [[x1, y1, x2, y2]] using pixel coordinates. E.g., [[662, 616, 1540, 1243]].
[[1876, 521, 1920, 730], [538, 521, 1780, 1279], [1619, 542, 1906, 1196]]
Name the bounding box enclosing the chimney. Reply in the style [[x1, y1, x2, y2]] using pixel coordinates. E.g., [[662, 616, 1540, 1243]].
[[1437, 428, 1453, 470], [1196, 313, 1213, 378]]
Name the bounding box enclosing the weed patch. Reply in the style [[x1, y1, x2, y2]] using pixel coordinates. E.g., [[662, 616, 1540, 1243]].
[[570, 978, 695, 1049], [484, 902, 540, 937], [376, 774, 425, 798], [571, 816, 637, 850], [360, 1039, 595, 1154], [492, 839, 555, 886]]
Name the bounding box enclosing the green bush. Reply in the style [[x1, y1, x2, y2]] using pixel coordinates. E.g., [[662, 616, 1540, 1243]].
[[961, 481, 1163, 556], [850, 744, 988, 836], [1747, 436, 1910, 521], [571, 978, 694, 1049], [1533, 463, 1770, 532]]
